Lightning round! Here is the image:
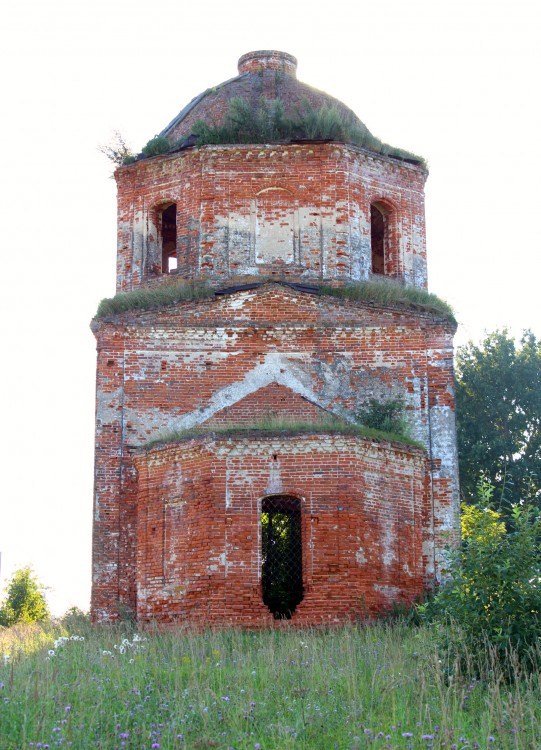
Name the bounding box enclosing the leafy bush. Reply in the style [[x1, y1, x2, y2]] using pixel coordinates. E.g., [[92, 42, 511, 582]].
[[142, 135, 173, 157], [420, 482, 541, 677], [0, 567, 49, 627], [356, 397, 408, 436]]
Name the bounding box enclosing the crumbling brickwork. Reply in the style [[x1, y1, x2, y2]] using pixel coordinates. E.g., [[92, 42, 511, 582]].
[[91, 51, 459, 625], [115, 143, 427, 292]]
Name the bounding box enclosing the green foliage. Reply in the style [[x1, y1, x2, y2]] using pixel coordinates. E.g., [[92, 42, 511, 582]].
[[143, 415, 423, 450], [193, 96, 294, 144], [320, 277, 456, 321], [141, 135, 172, 157], [356, 397, 408, 436], [421, 486, 541, 676], [98, 276, 454, 323], [192, 96, 426, 166], [0, 567, 49, 628], [95, 280, 214, 318], [460, 480, 506, 544], [456, 330, 541, 512]]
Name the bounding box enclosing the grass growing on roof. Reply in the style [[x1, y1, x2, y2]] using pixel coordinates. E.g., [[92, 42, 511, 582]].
[[191, 97, 426, 167], [143, 415, 423, 451], [95, 279, 213, 318], [320, 277, 456, 322], [96, 276, 454, 322], [131, 97, 426, 167]]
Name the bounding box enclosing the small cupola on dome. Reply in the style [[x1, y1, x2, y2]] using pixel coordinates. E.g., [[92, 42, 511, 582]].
[[237, 50, 298, 78]]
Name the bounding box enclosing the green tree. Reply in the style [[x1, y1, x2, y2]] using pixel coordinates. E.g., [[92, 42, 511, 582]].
[[421, 486, 541, 676], [0, 567, 49, 627], [456, 330, 541, 512]]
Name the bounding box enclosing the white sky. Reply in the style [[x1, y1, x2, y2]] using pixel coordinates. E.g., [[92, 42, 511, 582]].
[[0, 0, 539, 615]]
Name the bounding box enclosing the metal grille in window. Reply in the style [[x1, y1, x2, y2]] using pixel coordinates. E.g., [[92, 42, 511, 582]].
[[261, 495, 304, 619]]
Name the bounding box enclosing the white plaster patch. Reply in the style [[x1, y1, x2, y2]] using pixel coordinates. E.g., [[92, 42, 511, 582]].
[[227, 292, 256, 310], [374, 584, 401, 601], [381, 525, 396, 566], [356, 547, 367, 565], [265, 457, 283, 494]]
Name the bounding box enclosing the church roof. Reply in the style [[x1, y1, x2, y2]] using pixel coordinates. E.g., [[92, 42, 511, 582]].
[[148, 51, 424, 166], [160, 50, 367, 142]]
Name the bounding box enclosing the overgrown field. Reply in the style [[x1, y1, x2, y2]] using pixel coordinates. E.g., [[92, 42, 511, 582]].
[[1, 618, 540, 750]]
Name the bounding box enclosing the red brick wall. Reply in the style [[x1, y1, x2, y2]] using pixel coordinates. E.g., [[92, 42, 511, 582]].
[[114, 143, 427, 293], [204, 383, 326, 427], [91, 285, 459, 621], [133, 433, 429, 626]]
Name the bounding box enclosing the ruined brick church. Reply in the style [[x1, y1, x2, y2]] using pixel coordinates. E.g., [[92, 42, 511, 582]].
[[91, 51, 459, 625]]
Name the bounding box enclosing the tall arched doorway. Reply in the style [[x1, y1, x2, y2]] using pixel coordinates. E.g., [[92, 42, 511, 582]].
[[261, 495, 304, 619]]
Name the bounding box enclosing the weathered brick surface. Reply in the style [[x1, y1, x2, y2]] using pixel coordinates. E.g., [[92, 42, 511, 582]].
[[91, 286, 458, 622], [133, 434, 428, 626], [115, 143, 427, 292], [91, 51, 459, 625]]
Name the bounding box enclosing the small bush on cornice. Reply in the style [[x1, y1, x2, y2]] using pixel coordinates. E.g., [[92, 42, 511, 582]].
[[142, 135, 174, 158]]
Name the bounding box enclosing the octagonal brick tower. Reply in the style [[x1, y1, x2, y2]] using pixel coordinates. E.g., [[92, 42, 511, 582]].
[[91, 51, 459, 625]]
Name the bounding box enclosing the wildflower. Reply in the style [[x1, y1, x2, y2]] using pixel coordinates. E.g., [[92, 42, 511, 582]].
[[48, 650, 55, 657], [255, 744, 261, 749], [152, 744, 160, 749], [402, 733, 413, 738], [422, 736, 434, 740]]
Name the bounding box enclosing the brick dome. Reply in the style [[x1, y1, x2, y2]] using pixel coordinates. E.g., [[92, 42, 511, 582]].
[[160, 50, 372, 144]]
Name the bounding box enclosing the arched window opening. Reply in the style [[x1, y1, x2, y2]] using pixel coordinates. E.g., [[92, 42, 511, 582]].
[[371, 203, 385, 275], [261, 495, 303, 619], [161, 203, 177, 273]]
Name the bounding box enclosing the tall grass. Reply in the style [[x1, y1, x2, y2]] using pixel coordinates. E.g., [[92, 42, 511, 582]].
[[95, 277, 454, 324], [96, 280, 214, 318], [143, 415, 423, 451], [1, 619, 540, 749], [320, 279, 456, 322]]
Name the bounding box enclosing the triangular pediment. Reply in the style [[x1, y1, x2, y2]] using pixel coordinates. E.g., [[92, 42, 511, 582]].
[[201, 382, 334, 428]]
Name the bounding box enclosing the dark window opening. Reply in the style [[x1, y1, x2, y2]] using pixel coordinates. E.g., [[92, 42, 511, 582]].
[[261, 495, 303, 619], [161, 203, 177, 273], [371, 204, 385, 275]]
